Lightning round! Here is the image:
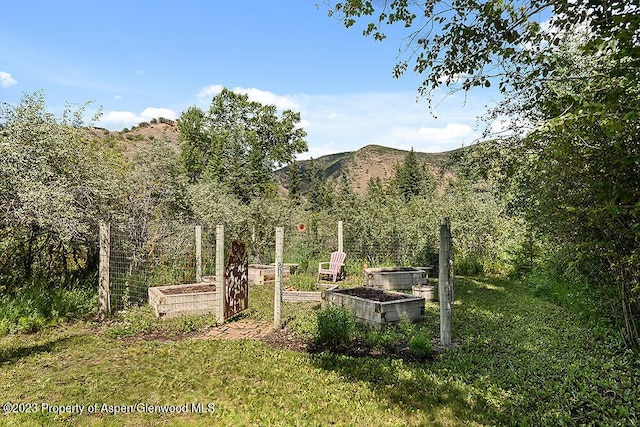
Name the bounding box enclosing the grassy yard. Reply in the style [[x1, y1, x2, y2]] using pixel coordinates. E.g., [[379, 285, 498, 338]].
[[1, 276, 639, 426]]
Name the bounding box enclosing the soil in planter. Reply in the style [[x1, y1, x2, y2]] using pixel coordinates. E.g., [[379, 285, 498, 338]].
[[159, 285, 216, 295], [339, 287, 408, 302]]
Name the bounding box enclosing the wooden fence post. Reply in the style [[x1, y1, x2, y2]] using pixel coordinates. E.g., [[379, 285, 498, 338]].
[[215, 224, 224, 324], [338, 220, 344, 253], [195, 225, 202, 283], [274, 226, 284, 329], [439, 218, 454, 346], [98, 221, 111, 321]]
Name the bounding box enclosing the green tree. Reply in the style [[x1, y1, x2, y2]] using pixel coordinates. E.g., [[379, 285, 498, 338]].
[[116, 134, 189, 251], [507, 33, 640, 347], [178, 88, 307, 202], [287, 160, 303, 204], [306, 158, 332, 211], [0, 92, 114, 287], [393, 148, 424, 202], [327, 1, 638, 100]]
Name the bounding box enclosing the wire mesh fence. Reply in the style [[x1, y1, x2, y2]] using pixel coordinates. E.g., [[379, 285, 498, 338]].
[[108, 221, 216, 312], [279, 218, 439, 277], [104, 216, 440, 313]]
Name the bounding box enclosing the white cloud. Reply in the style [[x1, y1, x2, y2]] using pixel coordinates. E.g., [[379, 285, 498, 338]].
[[0, 71, 17, 88], [140, 107, 177, 120], [98, 107, 177, 130], [291, 91, 486, 157], [197, 84, 225, 98], [384, 123, 474, 150], [437, 72, 467, 85], [197, 84, 300, 110], [486, 115, 534, 139], [239, 87, 299, 110]]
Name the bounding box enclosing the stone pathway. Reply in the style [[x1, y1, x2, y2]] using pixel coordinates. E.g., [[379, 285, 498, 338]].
[[204, 319, 273, 340]]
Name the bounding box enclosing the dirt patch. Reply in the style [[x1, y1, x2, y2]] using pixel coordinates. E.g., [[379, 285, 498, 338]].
[[159, 285, 216, 295], [204, 320, 272, 340], [335, 287, 408, 302], [260, 328, 310, 352]]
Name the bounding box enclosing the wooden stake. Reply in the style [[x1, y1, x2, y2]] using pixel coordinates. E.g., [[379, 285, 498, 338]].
[[338, 220, 344, 253], [195, 225, 202, 283], [274, 226, 284, 329], [98, 221, 110, 321], [439, 218, 453, 346], [215, 224, 224, 324]]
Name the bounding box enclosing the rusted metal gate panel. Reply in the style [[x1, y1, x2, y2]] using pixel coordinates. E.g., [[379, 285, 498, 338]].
[[224, 240, 249, 320]]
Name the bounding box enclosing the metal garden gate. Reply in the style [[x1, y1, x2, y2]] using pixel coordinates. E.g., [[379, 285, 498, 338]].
[[223, 240, 249, 320]]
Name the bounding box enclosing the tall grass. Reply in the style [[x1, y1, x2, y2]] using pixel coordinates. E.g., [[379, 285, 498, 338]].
[[0, 281, 96, 336]]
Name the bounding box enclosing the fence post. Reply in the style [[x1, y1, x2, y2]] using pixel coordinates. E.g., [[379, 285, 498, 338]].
[[274, 226, 284, 329], [98, 221, 111, 320], [439, 218, 454, 346], [195, 225, 202, 283], [215, 224, 224, 324], [338, 220, 344, 253]]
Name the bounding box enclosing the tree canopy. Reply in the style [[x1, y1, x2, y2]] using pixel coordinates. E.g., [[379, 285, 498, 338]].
[[179, 88, 308, 202], [327, 0, 639, 98], [0, 92, 114, 286]]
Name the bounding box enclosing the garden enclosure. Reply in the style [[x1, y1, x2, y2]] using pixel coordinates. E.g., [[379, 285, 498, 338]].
[[99, 216, 442, 316]]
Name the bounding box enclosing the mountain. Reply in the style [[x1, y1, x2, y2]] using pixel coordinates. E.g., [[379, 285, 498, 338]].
[[276, 144, 460, 195], [95, 121, 461, 194]]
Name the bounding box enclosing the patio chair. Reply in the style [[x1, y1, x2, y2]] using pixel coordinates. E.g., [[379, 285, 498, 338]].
[[317, 251, 346, 282]]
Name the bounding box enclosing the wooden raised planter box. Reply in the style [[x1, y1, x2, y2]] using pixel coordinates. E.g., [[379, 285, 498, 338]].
[[364, 267, 430, 290], [248, 264, 291, 285], [283, 284, 338, 302], [412, 284, 437, 302], [148, 282, 218, 319], [322, 287, 425, 328]]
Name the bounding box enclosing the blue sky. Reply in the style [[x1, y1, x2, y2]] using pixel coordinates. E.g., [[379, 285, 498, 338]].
[[1, 1, 499, 159]]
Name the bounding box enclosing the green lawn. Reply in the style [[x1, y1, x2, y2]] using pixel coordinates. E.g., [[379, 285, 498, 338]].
[[1, 277, 639, 426]]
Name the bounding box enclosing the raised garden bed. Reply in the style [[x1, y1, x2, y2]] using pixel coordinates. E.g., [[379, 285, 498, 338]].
[[364, 267, 430, 290], [283, 283, 338, 302], [323, 286, 425, 328], [148, 283, 217, 319], [249, 264, 291, 285], [412, 284, 437, 302]]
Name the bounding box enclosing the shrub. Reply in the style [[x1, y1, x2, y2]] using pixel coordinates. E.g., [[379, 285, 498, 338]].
[[408, 333, 433, 358], [287, 274, 317, 291], [0, 282, 96, 335], [456, 254, 485, 276], [356, 324, 401, 351], [315, 305, 354, 350]]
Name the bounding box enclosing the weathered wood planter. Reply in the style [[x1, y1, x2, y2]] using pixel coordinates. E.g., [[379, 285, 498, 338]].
[[248, 264, 291, 285], [412, 284, 437, 302], [323, 287, 425, 328], [364, 267, 429, 290], [148, 282, 218, 318], [283, 284, 338, 302]]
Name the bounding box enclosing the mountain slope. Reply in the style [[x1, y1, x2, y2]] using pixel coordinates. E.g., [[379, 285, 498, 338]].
[[92, 121, 461, 194], [277, 144, 459, 194]]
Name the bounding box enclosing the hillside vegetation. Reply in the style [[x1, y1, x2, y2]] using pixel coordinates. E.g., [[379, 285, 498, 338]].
[[276, 144, 457, 195], [90, 123, 459, 196]]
